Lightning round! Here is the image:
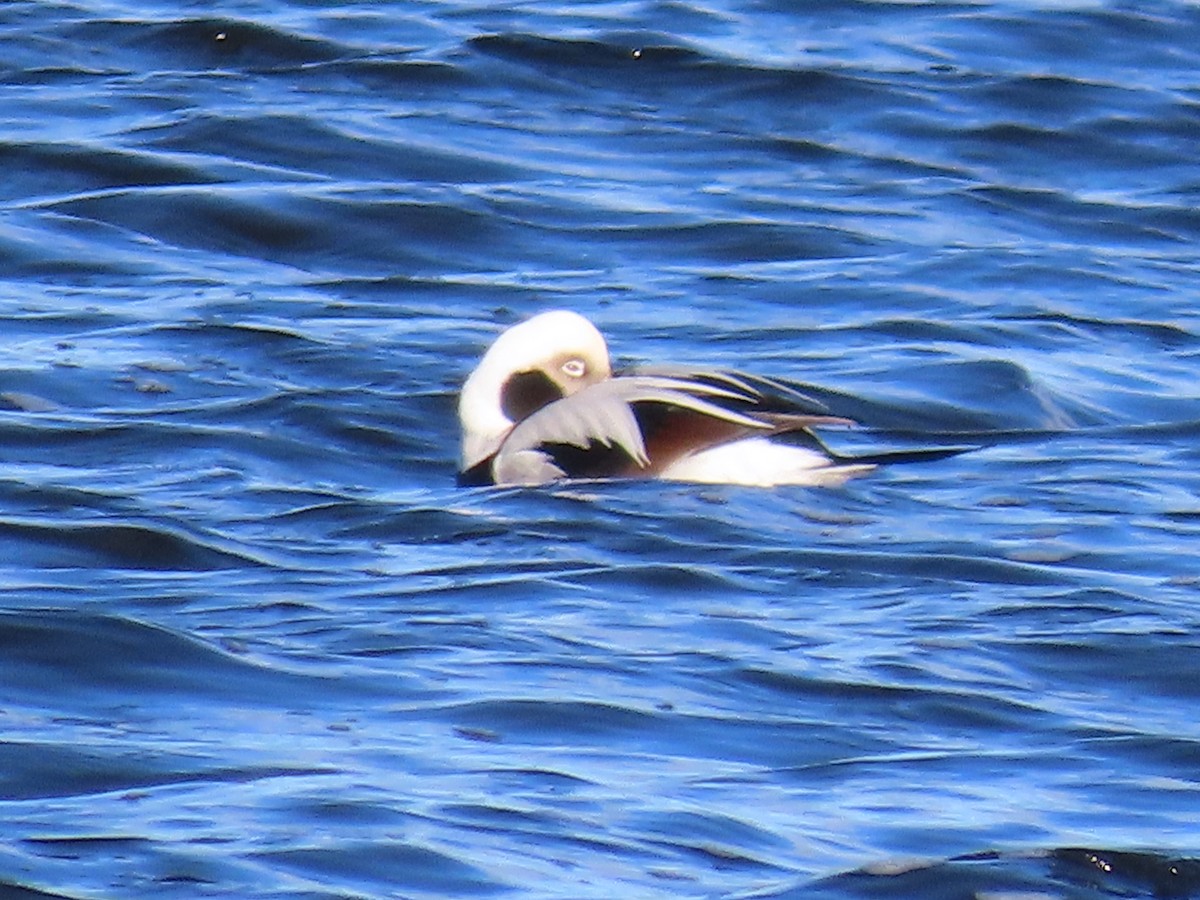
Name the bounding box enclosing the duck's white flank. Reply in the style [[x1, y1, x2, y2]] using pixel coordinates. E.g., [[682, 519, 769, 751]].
[[659, 437, 873, 487]]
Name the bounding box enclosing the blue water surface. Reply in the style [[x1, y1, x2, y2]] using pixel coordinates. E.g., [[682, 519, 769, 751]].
[[2, 1, 1200, 897]]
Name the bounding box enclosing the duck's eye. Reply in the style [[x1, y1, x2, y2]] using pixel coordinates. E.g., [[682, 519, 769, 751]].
[[561, 358, 587, 379]]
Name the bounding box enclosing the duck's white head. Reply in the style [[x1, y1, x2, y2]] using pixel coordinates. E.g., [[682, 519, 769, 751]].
[[458, 310, 612, 471]]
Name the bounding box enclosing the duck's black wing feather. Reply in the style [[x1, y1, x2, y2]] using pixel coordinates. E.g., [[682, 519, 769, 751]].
[[624, 365, 833, 417]]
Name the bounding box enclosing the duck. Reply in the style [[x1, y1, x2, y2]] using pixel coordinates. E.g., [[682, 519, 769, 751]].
[[457, 310, 885, 488]]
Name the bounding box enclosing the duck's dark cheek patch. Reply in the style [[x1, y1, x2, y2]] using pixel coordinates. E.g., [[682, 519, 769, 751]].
[[501, 370, 564, 422]]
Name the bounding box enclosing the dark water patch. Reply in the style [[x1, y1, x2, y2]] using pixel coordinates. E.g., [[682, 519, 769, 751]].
[[0, 739, 331, 802], [810, 356, 1108, 434], [0, 879, 81, 900], [971, 73, 1144, 120], [791, 848, 1200, 900], [475, 766, 595, 794], [429, 799, 673, 872], [954, 119, 1188, 179], [291, 400, 438, 465], [935, 7, 1199, 78], [965, 184, 1195, 245], [47, 189, 549, 274], [786, 546, 1080, 589], [439, 801, 576, 836], [0, 610, 343, 708], [979, 587, 1164, 631], [468, 31, 899, 112], [48, 189, 324, 268], [991, 631, 1200, 705], [435, 698, 663, 742], [853, 317, 1010, 350], [432, 698, 889, 771], [624, 808, 800, 868], [1078, 113, 1195, 173], [0, 212, 156, 281], [1097, 103, 1200, 153], [469, 32, 706, 74], [589, 221, 881, 264], [1068, 6, 1200, 71], [318, 57, 478, 94], [0, 306, 126, 340], [147, 319, 322, 353], [1077, 734, 1200, 783], [283, 794, 414, 829], [0, 520, 265, 570], [736, 667, 1050, 738], [468, 187, 694, 239], [746, 0, 977, 20], [931, 252, 1181, 309], [1134, 204, 1200, 245], [325, 616, 520, 665], [257, 842, 506, 896], [328, 504, 511, 544], [150, 395, 455, 487], [138, 114, 522, 184], [0, 415, 319, 480], [1097, 419, 1200, 444], [0, 140, 220, 204], [756, 134, 969, 185], [0, 62, 121, 86], [0, 479, 143, 519], [61, 17, 351, 74], [23, 836, 153, 861], [760, 137, 851, 166], [572, 562, 779, 597], [880, 89, 1199, 200], [999, 311, 1199, 351], [12, 834, 265, 900], [702, 64, 917, 124]]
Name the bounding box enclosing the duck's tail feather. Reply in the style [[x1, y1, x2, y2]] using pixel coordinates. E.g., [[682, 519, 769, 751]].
[[829, 444, 978, 466]]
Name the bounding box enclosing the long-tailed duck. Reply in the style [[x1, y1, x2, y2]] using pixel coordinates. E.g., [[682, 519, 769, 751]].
[[457, 310, 892, 487]]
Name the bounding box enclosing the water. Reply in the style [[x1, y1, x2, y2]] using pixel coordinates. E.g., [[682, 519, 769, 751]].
[[1, 1, 1199, 897]]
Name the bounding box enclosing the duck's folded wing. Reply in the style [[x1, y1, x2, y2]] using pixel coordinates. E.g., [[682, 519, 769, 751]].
[[625, 365, 834, 416], [492, 373, 849, 485]]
